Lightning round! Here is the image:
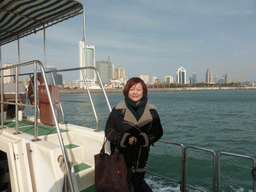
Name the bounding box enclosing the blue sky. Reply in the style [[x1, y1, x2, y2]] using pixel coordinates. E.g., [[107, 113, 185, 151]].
[[2, 0, 256, 83]]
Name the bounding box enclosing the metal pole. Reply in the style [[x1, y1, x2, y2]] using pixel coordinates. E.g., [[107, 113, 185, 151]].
[[43, 27, 46, 71], [83, 7, 86, 45], [0, 46, 1, 68], [81, 69, 99, 131], [94, 69, 112, 112], [181, 148, 187, 192], [217, 152, 256, 192], [213, 153, 217, 192], [40, 65, 77, 192], [0, 46, 4, 128], [185, 146, 217, 192], [14, 66, 20, 134], [253, 162, 256, 192], [14, 37, 20, 134], [33, 62, 39, 141], [18, 37, 20, 65], [83, 7, 87, 85]]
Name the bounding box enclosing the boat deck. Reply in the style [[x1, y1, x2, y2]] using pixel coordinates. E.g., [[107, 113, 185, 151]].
[[4, 121, 68, 136], [1, 121, 105, 192]]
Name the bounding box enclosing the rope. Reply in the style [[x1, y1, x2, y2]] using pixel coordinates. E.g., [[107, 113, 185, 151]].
[[58, 155, 73, 192]]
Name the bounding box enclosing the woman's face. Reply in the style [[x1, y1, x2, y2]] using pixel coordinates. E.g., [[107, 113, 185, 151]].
[[128, 83, 143, 104]]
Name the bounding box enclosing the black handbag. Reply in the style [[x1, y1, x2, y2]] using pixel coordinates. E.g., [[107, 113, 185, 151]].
[[94, 132, 130, 192]]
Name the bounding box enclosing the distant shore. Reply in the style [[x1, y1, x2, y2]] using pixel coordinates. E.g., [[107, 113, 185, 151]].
[[59, 87, 256, 94]]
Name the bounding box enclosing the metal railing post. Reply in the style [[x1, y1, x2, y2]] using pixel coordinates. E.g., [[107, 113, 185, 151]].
[[254, 163, 256, 192], [185, 146, 217, 192], [147, 141, 218, 192], [181, 147, 187, 192], [217, 152, 256, 192], [14, 66, 20, 134], [50, 72, 65, 123], [32, 62, 40, 141], [213, 151, 217, 192], [0, 46, 3, 129], [1, 67, 4, 128], [148, 141, 186, 191], [39, 64, 77, 192], [81, 69, 99, 131], [94, 69, 111, 112]]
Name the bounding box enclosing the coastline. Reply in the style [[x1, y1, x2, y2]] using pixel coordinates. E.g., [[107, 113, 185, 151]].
[[59, 87, 256, 94]]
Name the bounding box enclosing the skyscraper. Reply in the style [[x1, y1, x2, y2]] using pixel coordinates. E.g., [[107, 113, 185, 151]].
[[140, 75, 149, 84], [79, 41, 95, 81], [225, 73, 231, 84], [96, 58, 111, 84], [219, 76, 225, 84], [214, 75, 219, 83], [110, 64, 115, 79], [205, 69, 212, 83], [165, 75, 173, 83], [86, 45, 95, 80], [176, 66, 186, 84], [152, 76, 158, 84], [192, 73, 197, 85], [116, 66, 126, 79]]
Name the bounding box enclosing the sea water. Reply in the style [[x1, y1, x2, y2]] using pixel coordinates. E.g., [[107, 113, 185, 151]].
[[33, 89, 256, 191]]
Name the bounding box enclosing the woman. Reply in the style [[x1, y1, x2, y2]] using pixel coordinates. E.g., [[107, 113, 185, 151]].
[[105, 77, 163, 192]]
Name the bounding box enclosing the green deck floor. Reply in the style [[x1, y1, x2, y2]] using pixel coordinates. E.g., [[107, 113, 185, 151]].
[[80, 185, 95, 192], [4, 121, 68, 136], [65, 144, 79, 149], [74, 163, 92, 173]]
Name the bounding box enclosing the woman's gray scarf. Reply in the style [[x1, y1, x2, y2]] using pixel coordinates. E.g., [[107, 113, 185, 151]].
[[125, 97, 148, 121]]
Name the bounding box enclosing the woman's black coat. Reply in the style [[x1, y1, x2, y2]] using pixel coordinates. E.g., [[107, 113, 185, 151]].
[[105, 101, 163, 172]]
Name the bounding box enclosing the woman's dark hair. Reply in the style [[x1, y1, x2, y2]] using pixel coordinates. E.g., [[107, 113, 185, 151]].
[[123, 77, 148, 98]]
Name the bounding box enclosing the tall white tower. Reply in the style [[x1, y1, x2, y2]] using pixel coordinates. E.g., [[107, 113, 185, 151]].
[[116, 66, 125, 79], [205, 69, 212, 83], [176, 66, 186, 84], [79, 41, 96, 81], [110, 64, 115, 79]]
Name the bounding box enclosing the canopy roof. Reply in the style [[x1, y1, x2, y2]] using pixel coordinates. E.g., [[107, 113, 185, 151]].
[[0, 0, 83, 46]]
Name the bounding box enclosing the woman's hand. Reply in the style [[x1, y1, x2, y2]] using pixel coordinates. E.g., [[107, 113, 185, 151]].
[[128, 136, 137, 145]]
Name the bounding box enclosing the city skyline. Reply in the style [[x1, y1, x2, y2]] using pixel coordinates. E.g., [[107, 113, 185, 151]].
[[104, 61, 233, 84], [78, 41, 234, 84], [136, 66, 233, 84], [1, 1, 256, 83]]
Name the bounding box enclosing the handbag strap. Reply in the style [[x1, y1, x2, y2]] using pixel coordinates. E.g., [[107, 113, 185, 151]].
[[100, 129, 114, 153]]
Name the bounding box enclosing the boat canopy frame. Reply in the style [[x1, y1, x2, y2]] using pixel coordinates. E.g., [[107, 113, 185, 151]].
[[0, 0, 83, 46]]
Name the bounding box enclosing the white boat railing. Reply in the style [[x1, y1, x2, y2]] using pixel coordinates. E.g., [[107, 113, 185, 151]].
[[0, 60, 77, 192], [43, 66, 112, 131], [147, 140, 256, 192], [0, 60, 112, 191]]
